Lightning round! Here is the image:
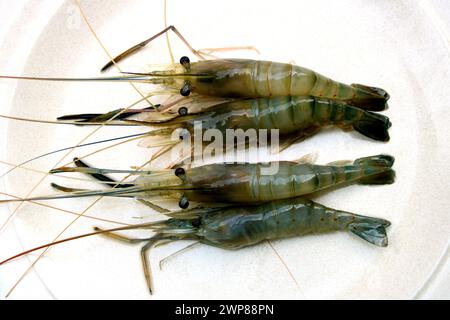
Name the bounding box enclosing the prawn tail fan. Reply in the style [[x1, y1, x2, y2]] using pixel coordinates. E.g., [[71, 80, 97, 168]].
[[351, 83, 390, 111], [348, 215, 391, 247], [354, 154, 395, 185], [352, 111, 391, 142]]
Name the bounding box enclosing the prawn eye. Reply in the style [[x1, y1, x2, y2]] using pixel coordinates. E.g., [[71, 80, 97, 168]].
[[178, 107, 188, 116], [175, 167, 185, 177], [180, 81, 191, 97], [179, 56, 190, 66], [179, 197, 189, 209]]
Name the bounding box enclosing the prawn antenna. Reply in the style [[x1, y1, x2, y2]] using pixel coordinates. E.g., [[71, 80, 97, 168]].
[[0, 74, 157, 82], [0, 72, 212, 83], [0, 131, 150, 179]]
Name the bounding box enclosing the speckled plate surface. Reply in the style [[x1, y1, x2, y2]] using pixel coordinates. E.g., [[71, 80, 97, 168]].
[[0, 0, 449, 299]]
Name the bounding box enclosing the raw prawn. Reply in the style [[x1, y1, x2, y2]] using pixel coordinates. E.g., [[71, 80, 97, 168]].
[[0, 154, 395, 209], [1, 58, 390, 111], [60, 95, 392, 143], [0, 196, 391, 293]]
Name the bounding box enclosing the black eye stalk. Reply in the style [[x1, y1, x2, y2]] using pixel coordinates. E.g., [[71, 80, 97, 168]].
[[180, 81, 191, 97], [175, 167, 185, 177], [178, 106, 188, 116], [179, 196, 189, 209], [175, 168, 189, 209], [180, 56, 191, 72], [179, 56, 191, 97]]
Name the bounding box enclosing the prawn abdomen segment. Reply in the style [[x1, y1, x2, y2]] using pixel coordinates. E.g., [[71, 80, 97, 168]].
[[291, 66, 388, 110], [251, 157, 395, 202], [250, 163, 357, 202], [197, 97, 391, 142]]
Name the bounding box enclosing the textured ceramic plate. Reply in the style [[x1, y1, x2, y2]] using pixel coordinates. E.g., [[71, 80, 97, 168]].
[[0, 0, 449, 299]]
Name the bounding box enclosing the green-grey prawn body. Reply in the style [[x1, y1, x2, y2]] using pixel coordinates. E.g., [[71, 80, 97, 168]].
[[171, 59, 389, 111], [70, 96, 390, 143], [135, 155, 395, 204], [58, 96, 391, 142], [38, 156, 394, 210], [174, 197, 391, 248], [178, 96, 391, 142]]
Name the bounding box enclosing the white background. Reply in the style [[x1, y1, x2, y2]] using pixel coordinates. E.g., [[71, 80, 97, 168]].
[[0, 0, 449, 299]]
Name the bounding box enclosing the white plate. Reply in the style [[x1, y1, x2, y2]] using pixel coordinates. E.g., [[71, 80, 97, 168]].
[[0, 0, 449, 299]]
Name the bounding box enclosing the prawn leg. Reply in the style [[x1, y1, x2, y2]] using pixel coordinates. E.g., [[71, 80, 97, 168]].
[[277, 126, 321, 153], [196, 46, 260, 59], [159, 241, 200, 270], [94, 227, 171, 294], [93, 227, 148, 244], [141, 238, 170, 294], [138, 199, 170, 214]]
